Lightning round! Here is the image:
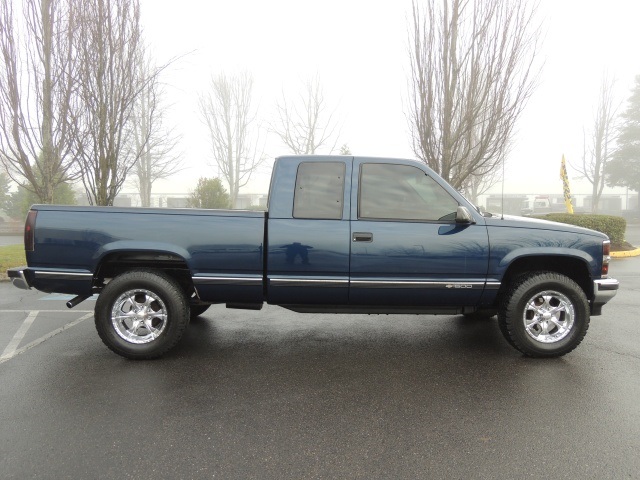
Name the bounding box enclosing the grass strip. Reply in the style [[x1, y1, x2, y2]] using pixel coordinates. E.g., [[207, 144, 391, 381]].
[[0, 244, 26, 281]]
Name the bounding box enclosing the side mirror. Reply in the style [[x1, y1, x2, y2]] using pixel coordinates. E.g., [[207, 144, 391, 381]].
[[455, 206, 475, 224]]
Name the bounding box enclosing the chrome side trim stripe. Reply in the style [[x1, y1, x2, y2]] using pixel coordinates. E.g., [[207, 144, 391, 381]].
[[192, 275, 501, 290], [350, 280, 487, 290], [269, 277, 349, 288], [192, 275, 263, 286], [34, 271, 93, 281]]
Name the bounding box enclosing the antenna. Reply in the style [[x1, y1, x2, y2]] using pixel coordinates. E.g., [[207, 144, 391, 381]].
[[501, 160, 505, 220]]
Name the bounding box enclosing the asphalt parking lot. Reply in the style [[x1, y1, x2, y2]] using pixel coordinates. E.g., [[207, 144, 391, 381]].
[[1, 236, 640, 478]]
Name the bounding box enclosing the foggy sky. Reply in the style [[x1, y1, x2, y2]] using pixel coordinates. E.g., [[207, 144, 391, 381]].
[[137, 0, 640, 198]]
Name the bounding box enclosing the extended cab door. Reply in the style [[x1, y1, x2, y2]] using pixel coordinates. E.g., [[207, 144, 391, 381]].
[[349, 158, 491, 307], [266, 157, 352, 306]]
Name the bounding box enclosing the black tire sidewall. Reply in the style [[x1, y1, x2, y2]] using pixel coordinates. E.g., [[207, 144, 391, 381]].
[[95, 270, 189, 359], [501, 273, 590, 357]]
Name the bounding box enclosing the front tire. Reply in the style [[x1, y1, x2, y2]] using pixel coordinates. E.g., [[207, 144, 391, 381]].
[[95, 270, 189, 359], [498, 272, 590, 358]]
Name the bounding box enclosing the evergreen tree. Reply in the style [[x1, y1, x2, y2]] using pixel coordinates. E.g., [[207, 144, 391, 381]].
[[606, 75, 640, 201], [339, 144, 352, 155], [5, 181, 76, 219], [187, 178, 231, 209]]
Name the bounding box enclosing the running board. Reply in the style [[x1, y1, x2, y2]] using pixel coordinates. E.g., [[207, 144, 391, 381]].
[[226, 303, 263, 311], [279, 305, 472, 315]]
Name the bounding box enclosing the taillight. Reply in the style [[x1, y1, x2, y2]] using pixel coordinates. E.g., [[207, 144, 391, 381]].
[[25, 210, 37, 252], [602, 240, 610, 277]]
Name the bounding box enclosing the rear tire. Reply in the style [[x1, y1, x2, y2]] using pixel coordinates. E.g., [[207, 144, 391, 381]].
[[498, 272, 589, 358], [95, 270, 189, 359]]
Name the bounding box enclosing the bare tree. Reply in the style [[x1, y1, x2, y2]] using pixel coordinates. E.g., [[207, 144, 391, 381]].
[[75, 0, 145, 206], [0, 171, 10, 212], [462, 161, 504, 205], [576, 75, 618, 213], [0, 0, 79, 203], [272, 75, 340, 155], [407, 0, 540, 189], [199, 72, 262, 208], [130, 55, 182, 207]]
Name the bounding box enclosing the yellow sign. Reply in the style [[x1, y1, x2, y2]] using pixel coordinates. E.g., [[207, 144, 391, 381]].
[[560, 155, 574, 214]]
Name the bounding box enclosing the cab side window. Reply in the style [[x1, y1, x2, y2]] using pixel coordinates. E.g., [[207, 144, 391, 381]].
[[293, 162, 346, 220], [359, 163, 458, 222]]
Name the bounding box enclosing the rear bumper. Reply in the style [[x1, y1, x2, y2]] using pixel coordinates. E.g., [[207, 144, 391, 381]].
[[7, 267, 31, 290], [7, 267, 94, 295]]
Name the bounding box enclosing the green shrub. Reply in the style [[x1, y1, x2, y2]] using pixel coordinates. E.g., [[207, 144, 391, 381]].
[[534, 213, 626, 244]]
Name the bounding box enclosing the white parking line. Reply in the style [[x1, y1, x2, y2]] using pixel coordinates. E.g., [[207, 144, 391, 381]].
[[0, 310, 92, 313], [1, 311, 39, 360], [0, 312, 93, 364]]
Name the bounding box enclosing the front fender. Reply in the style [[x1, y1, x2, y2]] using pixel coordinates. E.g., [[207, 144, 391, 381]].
[[498, 247, 595, 272], [488, 226, 602, 279]]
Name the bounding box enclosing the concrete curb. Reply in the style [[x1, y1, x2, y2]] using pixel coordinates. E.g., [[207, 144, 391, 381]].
[[611, 247, 640, 258]]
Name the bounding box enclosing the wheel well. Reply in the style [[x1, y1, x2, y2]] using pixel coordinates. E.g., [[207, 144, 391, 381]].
[[500, 256, 593, 301], [95, 251, 194, 294]]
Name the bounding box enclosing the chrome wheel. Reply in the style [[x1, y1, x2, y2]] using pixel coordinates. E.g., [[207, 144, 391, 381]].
[[96, 270, 190, 359], [522, 290, 575, 344], [499, 272, 589, 357], [111, 289, 168, 344]]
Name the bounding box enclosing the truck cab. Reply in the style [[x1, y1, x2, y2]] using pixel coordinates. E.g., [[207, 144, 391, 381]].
[[267, 156, 488, 310]]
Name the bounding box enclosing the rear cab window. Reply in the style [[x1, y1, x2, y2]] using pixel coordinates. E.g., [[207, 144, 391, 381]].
[[293, 162, 346, 220]]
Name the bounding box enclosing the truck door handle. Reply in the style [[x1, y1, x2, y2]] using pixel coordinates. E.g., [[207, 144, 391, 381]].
[[352, 232, 373, 242]]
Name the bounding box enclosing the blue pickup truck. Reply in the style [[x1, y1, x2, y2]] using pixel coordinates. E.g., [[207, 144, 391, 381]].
[[8, 155, 619, 359]]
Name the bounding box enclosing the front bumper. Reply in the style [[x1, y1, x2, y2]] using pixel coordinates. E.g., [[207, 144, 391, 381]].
[[592, 277, 619, 315], [7, 267, 31, 290]]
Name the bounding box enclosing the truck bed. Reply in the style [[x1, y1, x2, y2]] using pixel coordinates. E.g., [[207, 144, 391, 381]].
[[24, 205, 266, 300]]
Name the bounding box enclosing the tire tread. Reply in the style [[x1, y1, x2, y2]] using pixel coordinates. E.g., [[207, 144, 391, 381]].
[[498, 271, 590, 358], [94, 269, 189, 360]]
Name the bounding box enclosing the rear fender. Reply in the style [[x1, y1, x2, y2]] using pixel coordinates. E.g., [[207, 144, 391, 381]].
[[94, 241, 192, 268], [94, 242, 194, 294]]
